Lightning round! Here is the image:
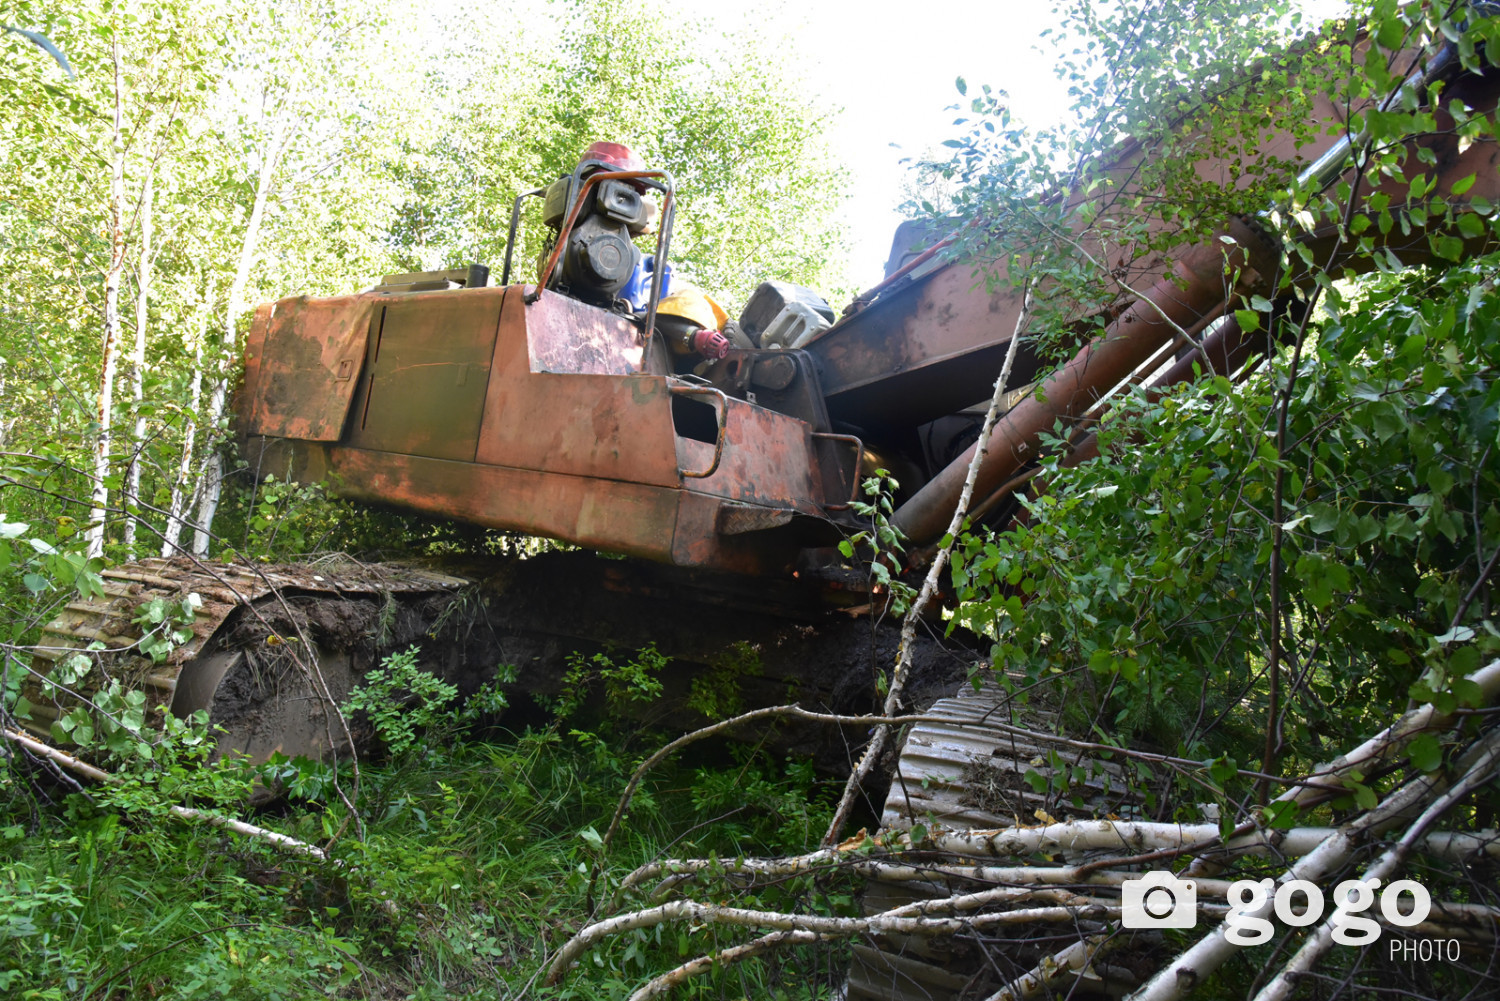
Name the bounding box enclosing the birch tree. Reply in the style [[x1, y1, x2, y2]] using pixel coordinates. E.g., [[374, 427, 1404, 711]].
[[85, 36, 127, 560]]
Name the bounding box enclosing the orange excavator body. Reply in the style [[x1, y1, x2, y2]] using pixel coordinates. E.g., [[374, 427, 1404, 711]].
[[239, 284, 860, 577]]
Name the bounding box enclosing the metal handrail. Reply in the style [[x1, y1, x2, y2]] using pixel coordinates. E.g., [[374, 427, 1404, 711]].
[[811, 432, 865, 511], [670, 384, 728, 479], [499, 186, 547, 287]]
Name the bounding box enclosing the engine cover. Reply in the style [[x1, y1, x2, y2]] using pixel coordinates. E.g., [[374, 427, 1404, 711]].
[[559, 213, 640, 305]]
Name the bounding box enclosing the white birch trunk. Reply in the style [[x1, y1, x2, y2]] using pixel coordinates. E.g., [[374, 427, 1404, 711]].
[[161, 295, 209, 557], [87, 40, 128, 561], [122, 170, 154, 555], [0, 371, 10, 450], [191, 125, 284, 556]]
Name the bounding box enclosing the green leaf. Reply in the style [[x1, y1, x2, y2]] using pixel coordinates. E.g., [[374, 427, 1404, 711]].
[[1233, 308, 1262, 332], [1206, 755, 1237, 786], [1407, 734, 1442, 773], [955, 76, 967, 96], [1451, 172, 1476, 195], [1263, 800, 1299, 829], [1308, 503, 1339, 534], [1433, 234, 1464, 261], [1376, 17, 1406, 50]]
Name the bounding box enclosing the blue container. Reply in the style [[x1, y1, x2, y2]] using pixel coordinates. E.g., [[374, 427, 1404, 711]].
[[621, 255, 673, 312]]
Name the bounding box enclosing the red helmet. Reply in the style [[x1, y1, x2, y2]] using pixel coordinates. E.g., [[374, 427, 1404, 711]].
[[579, 141, 645, 174]]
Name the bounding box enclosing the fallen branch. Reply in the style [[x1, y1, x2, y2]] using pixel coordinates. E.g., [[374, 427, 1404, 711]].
[[1185, 656, 1500, 878], [1252, 724, 1500, 1001], [625, 824, 1499, 907], [3, 725, 334, 864], [602, 660, 1500, 997], [983, 932, 1121, 1001], [1133, 723, 1500, 1001], [621, 844, 847, 895], [822, 281, 1034, 847], [625, 930, 832, 1001], [551, 880, 1155, 986], [1279, 659, 1500, 807], [930, 819, 1328, 861]]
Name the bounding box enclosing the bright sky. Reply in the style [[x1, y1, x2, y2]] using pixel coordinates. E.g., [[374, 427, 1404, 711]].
[[677, 0, 1072, 290], [675, 0, 1350, 291], [765, 2, 1078, 290]]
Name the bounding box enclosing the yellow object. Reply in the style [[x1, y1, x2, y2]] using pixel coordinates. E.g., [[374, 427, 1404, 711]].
[[656, 285, 727, 331]]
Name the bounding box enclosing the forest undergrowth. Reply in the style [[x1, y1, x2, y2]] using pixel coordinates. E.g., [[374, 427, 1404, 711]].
[[3, 669, 847, 1000]]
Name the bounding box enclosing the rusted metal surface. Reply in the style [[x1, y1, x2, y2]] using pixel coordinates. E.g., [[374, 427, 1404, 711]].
[[1059, 316, 1261, 472], [527, 289, 644, 375], [476, 289, 682, 487], [802, 33, 1424, 439], [805, 97, 1352, 434], [671, 489, 828, 575], [896, 75, 1500, 545], [688, 397, 827, 512], [333, 446, 684, 562], [891, 217, 1278, 547], [842, 234, 956, 318], [669, 385, 727, 478], [812, 432, 863, 511], [243, 295, 376, 441], [807, 266, 1051, 435], [349, 288, 504, 462], [239, 283, 849, 575], [715, 502, 797, 536]]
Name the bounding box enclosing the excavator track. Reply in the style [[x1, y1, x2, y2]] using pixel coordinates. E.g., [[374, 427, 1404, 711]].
[[849, 683, 1148, 1001], [23, 552, 978, 773], [22, 557, 468, 763]]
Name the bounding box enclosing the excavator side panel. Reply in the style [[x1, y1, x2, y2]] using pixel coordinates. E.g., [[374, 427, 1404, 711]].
[[526, 289, 645, 375], [243, 294, 377, 441], [328, 448, 683, 562], [346, 289, 504, 462], [475, 289, 682, 487], [676, 399, 825, 513], [238, 284, 841, 574]]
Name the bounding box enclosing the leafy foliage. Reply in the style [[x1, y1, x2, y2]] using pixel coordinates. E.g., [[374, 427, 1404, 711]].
[[933, 0, 1500, 844]]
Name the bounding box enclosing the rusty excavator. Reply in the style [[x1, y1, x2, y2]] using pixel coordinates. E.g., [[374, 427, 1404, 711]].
[[22, 13, 1500, 998]]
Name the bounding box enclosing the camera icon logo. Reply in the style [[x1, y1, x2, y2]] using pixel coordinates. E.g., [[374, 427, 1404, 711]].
[[1121, 871, 1198, 929]]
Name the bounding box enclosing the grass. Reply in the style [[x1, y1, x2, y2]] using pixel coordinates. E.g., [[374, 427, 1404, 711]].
[[0, 719, 846, 1000]]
